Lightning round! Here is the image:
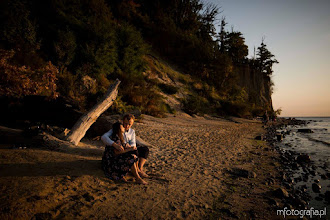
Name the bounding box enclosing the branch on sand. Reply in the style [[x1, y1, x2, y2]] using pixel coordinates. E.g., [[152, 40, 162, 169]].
[[1, 79, 154, 151], [66, 79, 121, 146]]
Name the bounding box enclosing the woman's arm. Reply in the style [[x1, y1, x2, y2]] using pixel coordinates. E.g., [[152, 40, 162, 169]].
[[112, 142, 124, 152], [101, 129, 114, 146], [115, 147, 136, 155], [101, 130, 124, 152]]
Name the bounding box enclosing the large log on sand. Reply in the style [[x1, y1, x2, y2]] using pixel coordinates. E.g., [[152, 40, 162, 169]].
[[1, 78, 154, 149], [0, 126, 24, 144], [66, 79, 121, 145]]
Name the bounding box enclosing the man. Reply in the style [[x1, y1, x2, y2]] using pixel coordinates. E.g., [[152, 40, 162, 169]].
[[101, 113, 149, 178]]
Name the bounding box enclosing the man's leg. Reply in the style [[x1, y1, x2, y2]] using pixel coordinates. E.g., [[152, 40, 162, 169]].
[[138, 157, 147, 171], [137, 146, 149, 177]]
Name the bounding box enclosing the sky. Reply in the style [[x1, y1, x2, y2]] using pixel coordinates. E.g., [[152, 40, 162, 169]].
[[206, 0, 330, 117]]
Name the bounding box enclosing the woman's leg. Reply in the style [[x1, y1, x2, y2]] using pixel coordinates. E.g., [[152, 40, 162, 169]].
[[131, 162, 147, 185]]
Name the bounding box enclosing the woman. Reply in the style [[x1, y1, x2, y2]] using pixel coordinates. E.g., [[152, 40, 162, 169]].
[[102, 122, 147, 185]]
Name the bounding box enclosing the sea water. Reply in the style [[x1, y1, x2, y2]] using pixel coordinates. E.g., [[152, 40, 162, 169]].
[[279, 117, 330, 211]]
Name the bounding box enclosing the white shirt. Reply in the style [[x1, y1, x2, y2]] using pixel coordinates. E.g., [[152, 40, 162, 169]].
[[101, 128, 136, 147]]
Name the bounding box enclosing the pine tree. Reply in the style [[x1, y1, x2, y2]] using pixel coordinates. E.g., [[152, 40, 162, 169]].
[[256, 39, 278, 75], [224, 31, 248, 63], [218, 17, 227, 53]]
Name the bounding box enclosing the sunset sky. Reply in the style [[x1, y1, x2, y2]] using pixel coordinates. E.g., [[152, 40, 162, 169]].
[[208, 0, 330, 117]]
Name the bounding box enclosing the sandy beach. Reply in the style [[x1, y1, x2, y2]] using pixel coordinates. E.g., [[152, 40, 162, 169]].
[[0, 114, 283, 219]]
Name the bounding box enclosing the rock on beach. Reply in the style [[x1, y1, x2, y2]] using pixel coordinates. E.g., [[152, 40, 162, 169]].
[[274, 187, 289, 198], [312, 183, 321, 193], [297, 129, 313, 133]]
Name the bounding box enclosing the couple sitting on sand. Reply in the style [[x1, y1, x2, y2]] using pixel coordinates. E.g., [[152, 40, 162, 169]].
[[101, 114, 149, 185]]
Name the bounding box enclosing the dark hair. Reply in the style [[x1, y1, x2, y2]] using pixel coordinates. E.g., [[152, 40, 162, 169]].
[[111, 122, 124, 145], [123, 113, 135, 121]]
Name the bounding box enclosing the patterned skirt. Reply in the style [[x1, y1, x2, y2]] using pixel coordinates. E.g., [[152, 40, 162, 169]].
[[102, 146, 138, 180]]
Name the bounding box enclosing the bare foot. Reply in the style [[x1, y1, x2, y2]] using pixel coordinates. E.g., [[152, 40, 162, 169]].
[[139, 171, 149, 178], [136, 178, 148, 185]]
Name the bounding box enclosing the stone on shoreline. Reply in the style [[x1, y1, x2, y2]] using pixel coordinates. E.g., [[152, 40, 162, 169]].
[[326, 172, 330, 178], [312, 183, 321, 193], [274, 187, 289, 198], [32, 213, 52, 220], [315, 196, 323, 201], [229, 168, 257, 178], [296, 154, 311, 164], [276, 134, 283, 141], [297, 129, 313, 133], [320, 174, 327, 180], [310, 170, 316, 176], [283, 203, 294, 210], [294, 176, 302, 183], [325, 191, 330, 201], [291, 197, 307, 209], [267, 198, 279, 207], [255, 135, 264, 140]]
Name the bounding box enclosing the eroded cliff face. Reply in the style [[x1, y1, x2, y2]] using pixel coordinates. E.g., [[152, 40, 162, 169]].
[[238, 64, 273, 111], [142, 55, 274, 116]]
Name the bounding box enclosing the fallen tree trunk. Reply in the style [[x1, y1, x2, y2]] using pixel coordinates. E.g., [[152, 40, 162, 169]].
[[66, 79, 121, 145], [0, 126, 23, 136], [0, 126, 24, 144], [1, 79, 155, 149]]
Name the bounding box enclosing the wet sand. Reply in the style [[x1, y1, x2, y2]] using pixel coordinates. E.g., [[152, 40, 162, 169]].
[[0, 114, 283, 219]]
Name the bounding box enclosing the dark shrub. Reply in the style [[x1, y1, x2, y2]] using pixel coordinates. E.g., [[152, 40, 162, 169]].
[[251, 106, 265, 117], [219, 101, 250, 118], [181, 94, 209, 115], [158, 83, 178, 95]]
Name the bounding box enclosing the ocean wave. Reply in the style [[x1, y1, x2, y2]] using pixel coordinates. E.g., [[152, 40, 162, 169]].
[[306, 136, 330, 147]]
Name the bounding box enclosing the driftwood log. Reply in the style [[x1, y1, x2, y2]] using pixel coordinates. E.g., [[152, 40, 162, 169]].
[[1, 78, 155, 149], [0, 126, 24, 144], [66, 79, 121, 145]]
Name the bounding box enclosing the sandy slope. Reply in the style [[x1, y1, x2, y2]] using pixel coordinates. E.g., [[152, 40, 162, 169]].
[[0, 114, 282, 219]]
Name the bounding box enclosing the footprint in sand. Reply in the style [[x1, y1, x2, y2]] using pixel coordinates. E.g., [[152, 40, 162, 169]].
[[147, 173, 170, 184]]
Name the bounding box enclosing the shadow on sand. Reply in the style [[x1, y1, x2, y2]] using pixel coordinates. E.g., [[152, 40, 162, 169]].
[[0, 159, 103, 178]]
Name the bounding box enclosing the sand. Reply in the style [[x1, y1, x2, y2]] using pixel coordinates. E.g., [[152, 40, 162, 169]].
[[0, 114, 282, 219]]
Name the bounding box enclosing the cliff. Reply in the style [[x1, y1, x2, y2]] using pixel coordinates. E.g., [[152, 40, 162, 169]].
[[141, 54, 274, 117], [238, 64, 273, 111]]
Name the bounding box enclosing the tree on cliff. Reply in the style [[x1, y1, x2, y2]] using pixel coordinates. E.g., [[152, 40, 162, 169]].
[[224, 31, 248, 64], [256, 40, 279, 75], [218, 17, 227, 53]]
